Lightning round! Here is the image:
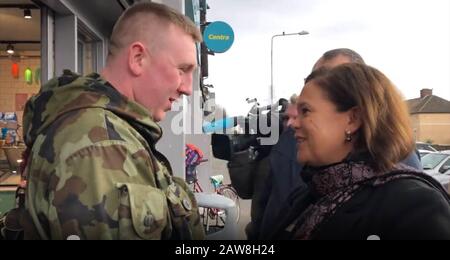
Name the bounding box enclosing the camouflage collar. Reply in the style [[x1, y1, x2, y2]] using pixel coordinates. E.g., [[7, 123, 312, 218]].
[[23, 71, 162, 146]]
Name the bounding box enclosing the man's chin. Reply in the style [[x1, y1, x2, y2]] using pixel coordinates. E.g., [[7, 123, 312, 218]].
[[152, 111, 166, 122]]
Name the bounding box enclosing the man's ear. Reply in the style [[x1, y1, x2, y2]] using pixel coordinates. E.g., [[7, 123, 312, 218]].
[[347, 106, 362, 133], [128, 42, 146, 76]]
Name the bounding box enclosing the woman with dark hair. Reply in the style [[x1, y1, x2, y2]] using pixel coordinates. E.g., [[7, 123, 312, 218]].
[[272, 63, 450, 240]]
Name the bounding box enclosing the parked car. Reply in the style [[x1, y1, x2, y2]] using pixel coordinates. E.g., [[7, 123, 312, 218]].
[[416, 142, 438, 153], [418, 149, 434, 158], [421, 151, 450, 190]]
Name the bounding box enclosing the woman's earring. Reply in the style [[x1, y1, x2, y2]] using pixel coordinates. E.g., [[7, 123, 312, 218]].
[[345, 130, 352, 142]]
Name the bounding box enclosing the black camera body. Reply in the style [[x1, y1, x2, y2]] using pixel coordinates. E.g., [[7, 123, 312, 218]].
[[211, 99, 288, 161]]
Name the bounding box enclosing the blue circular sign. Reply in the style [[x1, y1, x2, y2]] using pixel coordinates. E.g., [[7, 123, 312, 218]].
[[203, 21, 234, 53]]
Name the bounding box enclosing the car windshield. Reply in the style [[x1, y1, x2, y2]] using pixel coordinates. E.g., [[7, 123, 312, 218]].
[[419, 152, 430, 158], [416, 143, 437, 152], [421, 153, 448, 170]]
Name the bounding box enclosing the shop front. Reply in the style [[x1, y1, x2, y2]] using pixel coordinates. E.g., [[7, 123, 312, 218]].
[[0, 0, 196, 216]]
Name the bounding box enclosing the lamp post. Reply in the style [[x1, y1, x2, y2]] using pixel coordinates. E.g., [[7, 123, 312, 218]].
[[270, 30, 309, 104]]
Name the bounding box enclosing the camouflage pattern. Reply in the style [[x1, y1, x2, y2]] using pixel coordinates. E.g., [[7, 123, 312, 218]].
[[20, 70, 205, 240]]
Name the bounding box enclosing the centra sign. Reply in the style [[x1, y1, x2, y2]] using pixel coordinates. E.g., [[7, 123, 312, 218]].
[[203, 21, 234, 53]]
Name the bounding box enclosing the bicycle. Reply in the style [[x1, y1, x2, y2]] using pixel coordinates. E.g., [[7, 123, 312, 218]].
[[185, 144, 240, 234]]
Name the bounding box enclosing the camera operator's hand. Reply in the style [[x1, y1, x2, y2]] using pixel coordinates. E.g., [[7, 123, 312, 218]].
[[253, 142, 272, 161], [227, 142, 272, 201], [231, 134, 273, 161], [232, 134, 258, 153]]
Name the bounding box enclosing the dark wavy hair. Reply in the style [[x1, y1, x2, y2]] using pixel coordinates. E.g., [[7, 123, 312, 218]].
[[305, 63, 414, 172]]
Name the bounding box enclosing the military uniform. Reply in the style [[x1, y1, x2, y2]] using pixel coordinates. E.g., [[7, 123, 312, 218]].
[[17, 70, 204, 240]]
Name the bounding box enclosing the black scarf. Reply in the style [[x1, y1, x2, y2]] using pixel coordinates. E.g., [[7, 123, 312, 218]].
[[271, 158, 448, 240]]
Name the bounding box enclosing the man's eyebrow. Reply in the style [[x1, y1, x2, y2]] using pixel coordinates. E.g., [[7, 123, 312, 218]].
[[180, 63, 197, 71], [181, 62, 196, 68]]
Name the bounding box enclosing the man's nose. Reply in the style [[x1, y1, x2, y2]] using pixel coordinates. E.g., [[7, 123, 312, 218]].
[[178, 74, 193, 96], [286, 117, 295, 128]]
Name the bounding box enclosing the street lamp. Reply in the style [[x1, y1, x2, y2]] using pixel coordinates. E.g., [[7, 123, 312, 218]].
[[270, 30, 309, 104]]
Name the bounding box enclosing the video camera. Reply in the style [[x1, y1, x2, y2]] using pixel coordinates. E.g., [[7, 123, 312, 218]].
[[205, 98, 289, 161]]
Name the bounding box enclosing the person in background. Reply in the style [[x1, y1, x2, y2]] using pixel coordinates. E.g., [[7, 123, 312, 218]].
[[255, 94, 305, 239], [271, 63, 450, 239]]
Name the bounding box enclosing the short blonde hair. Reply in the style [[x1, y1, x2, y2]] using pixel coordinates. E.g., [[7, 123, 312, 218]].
[[109, 2, 202, 57], [305, 63, 414, 173]]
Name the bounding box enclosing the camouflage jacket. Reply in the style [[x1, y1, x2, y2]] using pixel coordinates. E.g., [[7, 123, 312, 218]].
[[20, 70, 205, 240]]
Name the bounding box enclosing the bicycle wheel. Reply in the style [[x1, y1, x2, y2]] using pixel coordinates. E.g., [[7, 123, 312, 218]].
[[217, 185, 240, 223], [199, 206, 225, 235], [199, 206, 211, 233]]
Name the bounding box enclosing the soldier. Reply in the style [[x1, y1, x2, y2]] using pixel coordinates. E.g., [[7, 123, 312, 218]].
[[17, 2, 204, 240]]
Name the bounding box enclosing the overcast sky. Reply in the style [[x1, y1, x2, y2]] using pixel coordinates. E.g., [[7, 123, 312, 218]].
[[204, 0, 450, 116]]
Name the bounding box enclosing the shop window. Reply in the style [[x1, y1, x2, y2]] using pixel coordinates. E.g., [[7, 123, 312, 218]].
[[77, 22, 100, 74]]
